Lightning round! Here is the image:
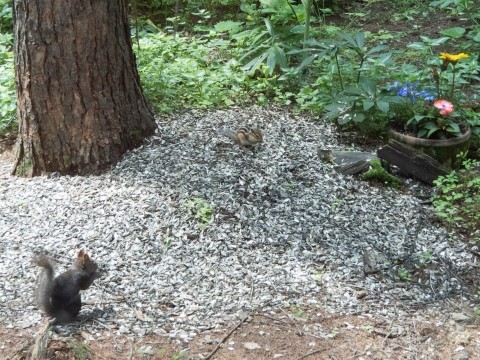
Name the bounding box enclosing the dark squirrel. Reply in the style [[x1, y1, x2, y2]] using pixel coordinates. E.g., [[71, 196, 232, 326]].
[[34, 250, 100, 322]]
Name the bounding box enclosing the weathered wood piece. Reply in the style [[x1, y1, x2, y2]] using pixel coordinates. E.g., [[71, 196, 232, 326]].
[[334, 160, 371, 175], [333, 151, 377, 164], [318, 148, 378, 176], [333, 151, 377, 175], [377, 140, 449, 185]]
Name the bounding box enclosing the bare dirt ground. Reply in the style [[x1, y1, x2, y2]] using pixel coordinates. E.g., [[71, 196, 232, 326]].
[[2, 305, 480, 359], [1, 2, 479, 360]]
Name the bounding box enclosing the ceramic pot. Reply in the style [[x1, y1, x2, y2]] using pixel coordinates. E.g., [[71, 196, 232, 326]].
[[388, 126, 471, 169]]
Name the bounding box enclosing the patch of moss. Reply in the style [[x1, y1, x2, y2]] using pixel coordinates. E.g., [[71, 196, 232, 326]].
[[361, 159, 402, 188], [14, 158, 32, 177]]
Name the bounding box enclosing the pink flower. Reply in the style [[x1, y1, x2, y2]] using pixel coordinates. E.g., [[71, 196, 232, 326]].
[[433, 99, 454, 116]]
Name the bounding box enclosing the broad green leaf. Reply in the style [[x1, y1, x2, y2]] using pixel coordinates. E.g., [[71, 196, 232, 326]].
[[214, 21, 244, 34], [352, 113, 365, 123], [440, 27, 466, 38], [287, 48, 312, 55], [291, 25, 305, 34], [266, 50, 277, 76], [365, 44, 388, 56], [427, 127, 440, 137], [241, 52, 268, 73], [377, 100, 389, 113], [343, 85, 365, 96], [264, 18, 275, 37], [430, 36, 451, 46], [472, 30, 480, 42], [362, 99, 374, 111], [447, 123, 460, 133], [273, 45, 287, 68], [407, 42, 429, 50], [338, 113, 354, 125], [337, 31, 356, 47], [296, 54, 318, 72], [354, 32, 365, 48], [358, 77, 376, 95], [418, 128, 429, 137]]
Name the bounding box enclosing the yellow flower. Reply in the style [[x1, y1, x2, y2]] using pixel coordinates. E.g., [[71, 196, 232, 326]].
[[439, 52, 469, 62]]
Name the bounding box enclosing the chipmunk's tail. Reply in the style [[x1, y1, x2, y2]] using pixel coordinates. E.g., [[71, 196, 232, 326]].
[[217, 127, 237, 139]]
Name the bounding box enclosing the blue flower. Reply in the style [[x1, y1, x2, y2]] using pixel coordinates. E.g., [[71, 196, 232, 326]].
[[389, 81, 436, 102], [397, 86, 409, 97], [419, 89, 436, 101]]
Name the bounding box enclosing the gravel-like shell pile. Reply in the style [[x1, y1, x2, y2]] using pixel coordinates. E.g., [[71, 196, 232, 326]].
[[0, 107, 478, 339]]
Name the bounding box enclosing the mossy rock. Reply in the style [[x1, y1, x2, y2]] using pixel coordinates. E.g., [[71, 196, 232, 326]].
[[361, 159, 402, 188]]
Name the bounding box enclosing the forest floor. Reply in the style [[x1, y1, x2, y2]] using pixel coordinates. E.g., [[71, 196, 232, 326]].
[[1, 2, 479, 360], [1, 306, 479, 360]]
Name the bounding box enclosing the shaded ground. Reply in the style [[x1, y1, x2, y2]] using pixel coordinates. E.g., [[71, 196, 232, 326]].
[[2, 306, 480, 359]]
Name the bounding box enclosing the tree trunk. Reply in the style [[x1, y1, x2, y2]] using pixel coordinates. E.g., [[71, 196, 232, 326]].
[[12, 0, 156, 176]]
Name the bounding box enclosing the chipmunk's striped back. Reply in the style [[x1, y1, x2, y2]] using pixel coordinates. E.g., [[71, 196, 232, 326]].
[[218, 126, 263, 147]]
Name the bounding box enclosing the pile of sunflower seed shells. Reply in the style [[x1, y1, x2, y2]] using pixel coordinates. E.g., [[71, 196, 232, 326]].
[[0, 106, 478, 340]]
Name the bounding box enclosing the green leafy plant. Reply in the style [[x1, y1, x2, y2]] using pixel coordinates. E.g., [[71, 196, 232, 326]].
[[397, 267, 412, 282], [182, 197, 215, 229], [136, 32, 251, 112], [318, 31, 395, 132], [66, 340, 91, 360], [430, 0, 480, 19], [0, 25, 14, 136], [417, 250, 433, 266], [325, 77, 394, 127], [432, 156, 480, 234], [172, 351, 188, 360], [237, 17, 289, 76], [386, 52, 476, 139], [0, 0, 12, 33], [292, 304, 306, 319]]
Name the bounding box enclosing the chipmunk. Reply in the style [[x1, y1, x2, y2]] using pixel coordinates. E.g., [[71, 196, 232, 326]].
[[34, 250, 100, 322], [218, 126, 263, 147]]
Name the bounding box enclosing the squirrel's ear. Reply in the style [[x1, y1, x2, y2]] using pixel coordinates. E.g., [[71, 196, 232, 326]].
[[77, 250, 85, 257]]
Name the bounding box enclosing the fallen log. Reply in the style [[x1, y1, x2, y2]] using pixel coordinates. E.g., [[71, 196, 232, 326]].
[[377, 140, 449, 185]]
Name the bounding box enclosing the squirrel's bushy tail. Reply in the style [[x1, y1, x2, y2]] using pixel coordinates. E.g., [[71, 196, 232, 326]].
[[33, 255, 55, 316]]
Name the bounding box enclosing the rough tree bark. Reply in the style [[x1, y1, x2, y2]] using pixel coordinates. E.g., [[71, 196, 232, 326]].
[[12, 0, 156, 176]]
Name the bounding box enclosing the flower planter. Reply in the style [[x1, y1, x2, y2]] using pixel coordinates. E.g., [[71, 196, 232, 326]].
[[388, 126, 471, 169]]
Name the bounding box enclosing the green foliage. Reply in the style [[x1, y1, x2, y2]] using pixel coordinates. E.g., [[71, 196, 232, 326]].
[[430, 0, 480, 19], [0, 60, 15, 135], [136, 32, 250, 112], [132, 0, 242, 29], [361, 159, 403, 188], [233, 0, 314, 77], [417, 250, 433, 266], [0, 29, 17, 136], [0, 0, 477, 147], [464, 108, 480, 153], [0, 0, 12, 33], [325, 77, 392, 125], [383, 49, 478, 140], [0, 1, 14, 137], [66, 340, 91, 360], [432, 155, 480, 234], [182, 197, 215, 230], [236, 17, 291, 76], [317, 31, 395, 133], [397, 267, 412, 282]]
